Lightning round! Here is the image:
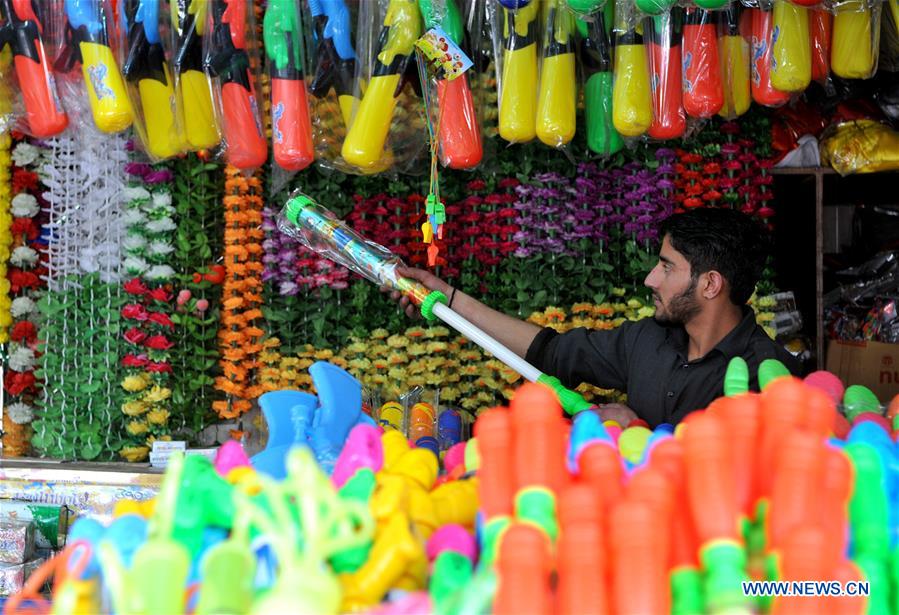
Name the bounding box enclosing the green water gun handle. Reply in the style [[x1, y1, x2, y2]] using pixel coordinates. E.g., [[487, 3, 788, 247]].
[[576, 2, 623, 155]]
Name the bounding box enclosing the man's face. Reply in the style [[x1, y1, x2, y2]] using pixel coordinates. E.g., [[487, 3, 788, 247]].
[[644, 235, 701, 325]]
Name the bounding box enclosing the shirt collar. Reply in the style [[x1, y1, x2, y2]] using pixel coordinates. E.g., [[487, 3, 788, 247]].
[[664, 307, 758, 362]]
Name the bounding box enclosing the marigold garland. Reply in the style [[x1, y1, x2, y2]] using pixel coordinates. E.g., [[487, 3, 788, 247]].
[[0, 131, 12, 345], [213, 166, 265, 419]]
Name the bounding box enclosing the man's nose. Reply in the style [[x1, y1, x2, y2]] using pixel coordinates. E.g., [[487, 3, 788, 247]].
[[644, 267, 659, 290]]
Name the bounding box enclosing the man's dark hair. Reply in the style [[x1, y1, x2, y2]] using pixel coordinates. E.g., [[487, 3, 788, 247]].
[[659, 208, 768, 305]]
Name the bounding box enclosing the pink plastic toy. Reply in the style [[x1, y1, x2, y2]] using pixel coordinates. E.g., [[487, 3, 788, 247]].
[[214, 440, 251, 476], [852, 412, 891, 433], [804, 371, 845, 405], [605, 425, 622, 446], [443, 443, 466, 475], [332, 424, 384, 488], [426, 524, 477, 563]]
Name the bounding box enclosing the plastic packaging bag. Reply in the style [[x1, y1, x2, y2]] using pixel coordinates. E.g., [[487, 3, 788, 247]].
[[831, 0, 881, 80], [647, 8, 686, 138], [341, 0, 426, 173], [54, 0, 133, 133], [820, 119, 899, 175], [810, 8, 831, 81], [419, 0, 484, 169], [718, 3, 750, 119], [202, 0, 268, 170], [575, 2, 623, 154], [682, 6, 723, 118], [264, 0, 314, 172], [0, 0, 69, 137], [118, 0, 184, 160], [170, 0, 219, 151], [750, 6, 790, 107], [493, 0, 540, 143], [770, 0, 810, 93], [611, 0, 651, 137], [536, 0, 577, 147]]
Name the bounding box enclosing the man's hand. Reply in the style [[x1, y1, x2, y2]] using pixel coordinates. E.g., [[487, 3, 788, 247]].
[[597, 403, 639, 427], [380, 266, 453, 319]]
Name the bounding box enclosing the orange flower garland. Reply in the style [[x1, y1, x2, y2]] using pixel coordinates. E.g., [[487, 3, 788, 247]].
[[213, 166, 265, 418]]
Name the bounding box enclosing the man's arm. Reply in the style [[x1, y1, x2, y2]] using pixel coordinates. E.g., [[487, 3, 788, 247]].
[[387, 266, 542, 358]]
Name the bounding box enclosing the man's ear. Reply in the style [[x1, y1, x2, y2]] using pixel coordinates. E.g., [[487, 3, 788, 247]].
[[702, 270, 726, 300]]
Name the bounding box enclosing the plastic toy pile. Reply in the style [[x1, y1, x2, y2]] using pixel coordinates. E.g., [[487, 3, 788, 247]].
[[5, 357, 899, 614]]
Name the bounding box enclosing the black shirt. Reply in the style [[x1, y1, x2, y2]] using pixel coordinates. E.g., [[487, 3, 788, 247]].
[[525, 308, 800, 427]]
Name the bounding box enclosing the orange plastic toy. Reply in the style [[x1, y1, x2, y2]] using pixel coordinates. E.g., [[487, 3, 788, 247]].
[[473, 408, 516, 519], [493, 523, 554, 615]]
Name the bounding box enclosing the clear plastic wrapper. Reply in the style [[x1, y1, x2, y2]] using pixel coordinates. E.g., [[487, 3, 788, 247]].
[[118, 0, 184, 160], [54, 0, 133, 134], [770, 0, 810, 92], [611, 0, 651, 137], [718, 3, 750, 119], [341, 0, 427, 174], [492, 0, 540, 143], [646, 8, 686, 138], [0, 0, 69, 137], [202, 0, 268, 170], [418, 0, 484, 169], [682, 7, 723, 118], [566, 0, 608, 16], [695, 0, 730, 9], [820, 119, 899, 175], [809, 7, 831, 81], [749, 6, 790, 107], [831, 0, 881, 79], [575, 2, 623, 154], [170, 0, 220, 151], [264, 0, 315, 172], [536, 0, 577, 147], [0, 519, 33, 565]]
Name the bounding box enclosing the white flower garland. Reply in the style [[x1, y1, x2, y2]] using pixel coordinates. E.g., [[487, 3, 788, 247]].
[[10, 245, 38, 268], [11, 142, 39, 167], [11, 193, 39, 217], [6, 402, 34, 425], [8, 344, 36, 372], [10, 296, 36, 318]]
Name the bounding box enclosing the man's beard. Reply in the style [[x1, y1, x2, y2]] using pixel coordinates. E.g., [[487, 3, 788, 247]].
[[654, 277, 701, 325]]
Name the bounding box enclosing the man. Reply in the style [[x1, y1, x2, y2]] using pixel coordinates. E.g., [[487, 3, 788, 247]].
[[388, 208, 800, 427]]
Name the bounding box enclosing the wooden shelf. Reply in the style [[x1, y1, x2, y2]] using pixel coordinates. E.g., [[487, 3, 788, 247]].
[[770, 166, 837, 176]]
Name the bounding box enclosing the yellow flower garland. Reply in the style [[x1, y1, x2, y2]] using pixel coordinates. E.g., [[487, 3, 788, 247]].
[[0, 131, 12, 343]]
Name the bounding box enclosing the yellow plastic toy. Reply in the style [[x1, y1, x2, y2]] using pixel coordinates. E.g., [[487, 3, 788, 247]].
[[770, 0, 811, 93], [536, 0, 577, 147], [831, 0, 881, 79], [719, 9, 751, 118], [81, 42, 134, 133], [612, 25, 652, 137], [499, 1, 540, 143], [172, 0, 220, 150]]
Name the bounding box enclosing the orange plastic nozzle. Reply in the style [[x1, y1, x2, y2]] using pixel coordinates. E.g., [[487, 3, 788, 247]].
[[577, 441, 624, 514], [683, 412, 739, 542], [648, 13, 686, 140], [818, 446, 853, 563], [750, 8, 791, 108], [823, 559, 867, 615], [757, 377, 808, 497], [810, 9, 832, 82], [682, 8, 724, 118], [648, 438, 700, 568], [626, 466, 674, 573], [609, 499, 670, 615], [557, 485, 609, 615], [15, 52, 69, 138], [474, 407, 516, 519], [711, 393, 761, 517], [511, 383, 568, 495], [271, 78, 314, 171], [771, 527, 835, 615], [493, 523, 554, 615], [221, 81, 268, 169], [437, 74, 483, 170], [805, 387, 837, 439], [768, 430, 824, 551]]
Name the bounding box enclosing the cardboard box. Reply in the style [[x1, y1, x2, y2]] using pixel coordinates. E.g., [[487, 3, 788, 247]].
[[826, 340, 899, 402]]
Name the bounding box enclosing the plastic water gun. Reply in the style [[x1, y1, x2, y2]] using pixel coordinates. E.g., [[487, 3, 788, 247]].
[[342, 0, 421, 170], [120, 0, 183, 159], [770, 0, 810, 93], [171, 0, 219, 150], [0, 0, 69, 137], [203, 0, 268, 169], [609, 498, 671, 613], [682, 7, 723, 118], [536, 0, 576, 147], [832, 0, 879, 79], [419, 0, 483, 169], [264, 0, 314, 171], [308, 0, 357, 128], [493, 523, 553, 615], [280, 194, 593, 415], [575, 3, 622, 155], [810, 8, 831, 82], [648, 8, 686, 139], [497, 0, 539, 143], [611, 0, 652, 137], [557, 484, 609, 614], [56, 0, 133, 133], [749, 7, 790, 108], [718, 3, 750, 119]]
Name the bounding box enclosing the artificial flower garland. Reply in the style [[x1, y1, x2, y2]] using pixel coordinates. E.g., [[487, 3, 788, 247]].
[[118, 157, 178, 462], [213, 166, 265, 419], [0, 131, 12, 344]]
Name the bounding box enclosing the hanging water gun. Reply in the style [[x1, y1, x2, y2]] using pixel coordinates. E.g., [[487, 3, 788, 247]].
[[682, 7, 723, 118], [536, 0, 576, 147], [648, 8, 686, 139], [171, 0, 219, 150], [55, 0, 133, 133], [308, 0, 358, 129], [575, 2, 622, 155], [341, 0, 421, 170], [120, 0, 183, 159], [770, 0, 810, 93], [203, 0, 268, 169], [0, 0, 69, 137], [832, 0, 880, 79], [749, 7, 789, 108], [264, 0, 315, 171], [611, 0, 652, 137], [718, 3, 750, 119], [419, 0, 483, 169], [497, 0, 539, 143], [810, 8, 832, 82]]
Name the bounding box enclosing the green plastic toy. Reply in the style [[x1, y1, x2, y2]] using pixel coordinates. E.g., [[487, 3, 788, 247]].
[[843, 384, 882, 421], [431, 550, 474, 615], [724, 357, 750, 396], [758, 359, 791, 390], [575, 1, 623, 156], [700, 540, 751, 613], [846, 443, 890, 560], [514, 488, 558, 542]]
